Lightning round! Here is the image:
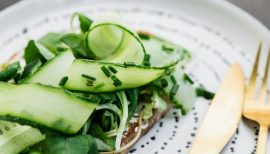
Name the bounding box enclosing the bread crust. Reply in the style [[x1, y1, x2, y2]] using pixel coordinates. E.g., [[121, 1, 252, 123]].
[[119, 103, 172, 154]]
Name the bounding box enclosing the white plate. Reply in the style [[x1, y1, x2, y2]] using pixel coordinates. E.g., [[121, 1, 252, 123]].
[[0, 0, 270, 153]]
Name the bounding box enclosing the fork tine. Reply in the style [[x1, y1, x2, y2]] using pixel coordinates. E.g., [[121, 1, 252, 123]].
[[246, 42, 262, 100], [259, 47, 270, 103]]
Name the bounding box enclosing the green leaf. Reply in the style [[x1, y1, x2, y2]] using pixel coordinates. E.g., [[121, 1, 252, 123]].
[[24, 40, 55, 64], [142, 102, 154, 120], [94, 138, 113, 151], [61, 33, 82, 48], [96, 103, 121, 117], [43, 135, 98, 154], [126, 88, 138, 121], [24, 40, 44, 64], [71, 13, 93, 33], [39, 33, 67, 53], [60, 33, 94, 58], [115, 91, 129, 150], [89, 123, 115, 149], [152, 89, 167, 112], [0, 62, 21, 81]]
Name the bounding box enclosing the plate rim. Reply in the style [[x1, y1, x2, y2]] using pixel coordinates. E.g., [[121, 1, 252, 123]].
[[0, 0, 269, 35]]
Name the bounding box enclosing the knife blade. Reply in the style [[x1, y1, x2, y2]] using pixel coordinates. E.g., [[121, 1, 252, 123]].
[[189, 64, 245, 154]]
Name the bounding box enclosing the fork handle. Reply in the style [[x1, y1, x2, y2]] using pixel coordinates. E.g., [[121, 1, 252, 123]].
[[256, 125, 268, 154]]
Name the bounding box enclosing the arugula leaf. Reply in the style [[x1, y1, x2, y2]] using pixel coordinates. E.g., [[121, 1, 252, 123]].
[[71, 13, 93, 33], [126, 88, 138, 121], [101, 111, 113, 131], [43, 135, 98, 154], [0, 62, 21, 81], [96, 103, 121, 117], [115, 91, 129, 150], [94, 138, 113, 151], [89, 123, 115, 149], [24, 40, 54, 64], [60, 33, 94, 58], [81, 116, 93, 135]]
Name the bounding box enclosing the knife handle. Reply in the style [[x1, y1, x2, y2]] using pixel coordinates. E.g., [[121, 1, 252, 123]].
[[256, 125, 268, 154]]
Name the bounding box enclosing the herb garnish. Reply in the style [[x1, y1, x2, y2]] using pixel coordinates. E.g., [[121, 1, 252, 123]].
[[58, 76, 68, 86]]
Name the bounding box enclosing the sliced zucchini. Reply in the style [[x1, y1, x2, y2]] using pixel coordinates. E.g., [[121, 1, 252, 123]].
[[22, 50, 75, 87], [64, 59, 165, 92], [139, 32, 191, 67], [0, 120, 45, 154], [87, 23, 146, 64], [0, 82, 97, 134], [21, 59, 42, 79]]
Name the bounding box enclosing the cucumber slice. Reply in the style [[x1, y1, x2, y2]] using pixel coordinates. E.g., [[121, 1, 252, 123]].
[[0, 82, 97, 134], [64, 59, 165, 92], [0, 120, 45, 154], [158, 66, 196, 114], [35, 42, 55, 60], [22, 50, 75, 87], [87, 23, 146, 64], [139, 33, 191, 67]]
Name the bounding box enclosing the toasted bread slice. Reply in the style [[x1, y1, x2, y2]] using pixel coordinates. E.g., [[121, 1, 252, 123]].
[[120, 104, 173, 154]]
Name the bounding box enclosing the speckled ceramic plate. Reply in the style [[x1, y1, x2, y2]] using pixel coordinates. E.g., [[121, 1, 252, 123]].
[[1, 0, 270, 153]]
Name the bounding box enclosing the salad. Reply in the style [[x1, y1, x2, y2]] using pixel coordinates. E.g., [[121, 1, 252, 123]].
[[0, 13, 214, 154]]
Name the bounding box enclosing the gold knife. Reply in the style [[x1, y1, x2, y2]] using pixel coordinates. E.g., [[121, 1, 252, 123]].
[[189, 64, 245, 154]]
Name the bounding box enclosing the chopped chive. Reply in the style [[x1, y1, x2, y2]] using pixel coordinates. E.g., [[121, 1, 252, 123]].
[[165, 69, 171, 76], [108, 66, 118, 74], [144, 61, 151, 66], [183, 73, 194, 84], [86, 79, 94, 86], [170, 84, 179, 95], [111, 75, 122, 87], [169, 84, 179, 100], [174, 103, 187, 115], [143, 54, 151, 66], [169, 94, 174, 101], [124, 62, 136, 66], [196, 87, 215, 100], [58, 76, 68, 86], [111, 75, 117, 81], [162, 44, 174, 53], [113, 79, 122, 87], [94, 82, 105, 89], [100, 66, 111, 77], [81, 74, 96, 81], [181, 109, 187, 115], [160, 79, 168, 88], [174, 103, 183, 109], [56, 47, 68, 52], [138, 33, 150, 40], [170, 75, 177, 84], [145, 54, 151, 61]]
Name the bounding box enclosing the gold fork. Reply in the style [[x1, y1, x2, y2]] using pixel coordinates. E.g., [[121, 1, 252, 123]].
[[243, 43, 270, 154]]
